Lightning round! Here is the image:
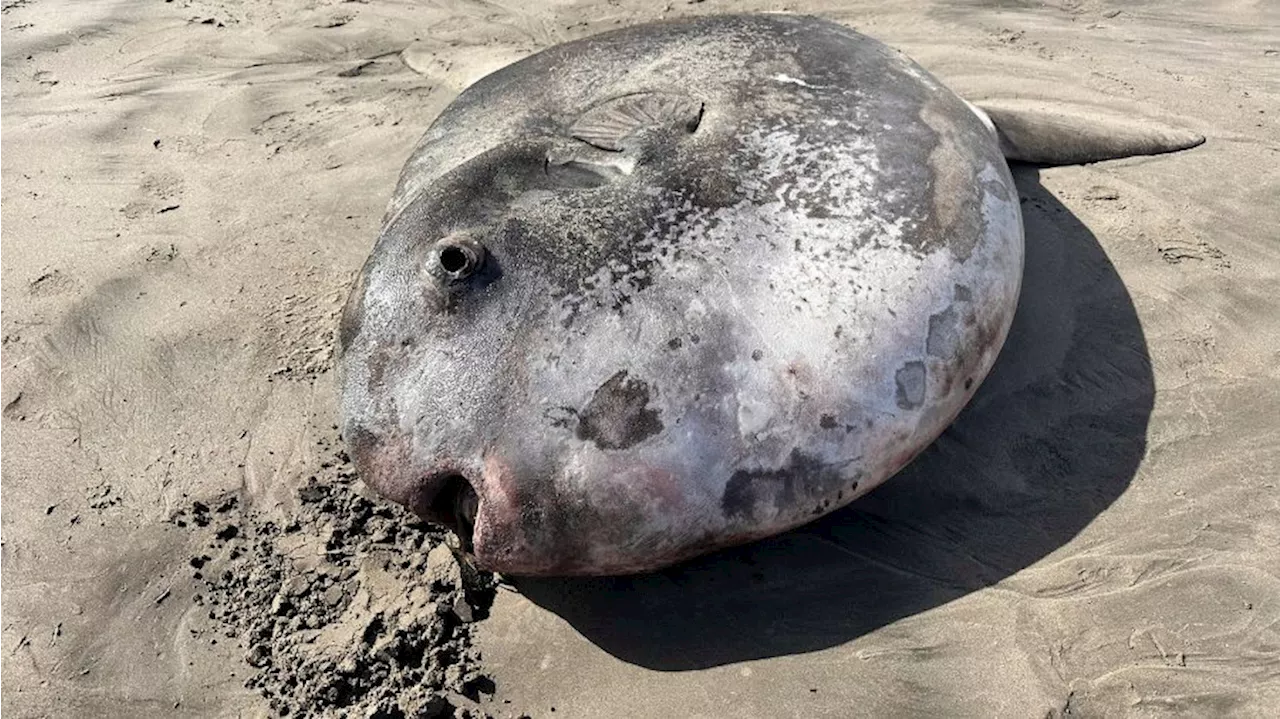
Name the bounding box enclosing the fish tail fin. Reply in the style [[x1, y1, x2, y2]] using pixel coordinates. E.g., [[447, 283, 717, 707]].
[[969, 100, 1205, 166]]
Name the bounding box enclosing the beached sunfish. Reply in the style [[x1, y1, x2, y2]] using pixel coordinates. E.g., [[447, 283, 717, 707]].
[[336, 14, 1202, 576]]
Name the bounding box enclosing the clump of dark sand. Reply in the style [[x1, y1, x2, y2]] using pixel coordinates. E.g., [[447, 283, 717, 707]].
[[172, 448, 499, 718]]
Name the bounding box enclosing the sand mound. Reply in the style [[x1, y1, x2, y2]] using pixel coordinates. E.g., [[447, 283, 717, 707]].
[[175, 442, 500, 719]]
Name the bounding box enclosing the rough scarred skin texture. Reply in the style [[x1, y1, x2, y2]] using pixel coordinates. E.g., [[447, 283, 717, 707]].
[[337, 14, 1023, 576]]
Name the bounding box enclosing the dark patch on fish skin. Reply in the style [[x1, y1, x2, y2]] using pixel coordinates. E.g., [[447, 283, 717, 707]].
[[926, 304, 961, 359], [667, 337, 683, 350], [895, 361, 926, 410], [964, 376, 974, 391], [344, 424, 381, 458], [576, 371, 663, 450], [544, 406, 578, 429], [819, 414, 838, 429], [926, 284, 975, 365], [721, 449, 860, 522], [751, 349, 764, 361]]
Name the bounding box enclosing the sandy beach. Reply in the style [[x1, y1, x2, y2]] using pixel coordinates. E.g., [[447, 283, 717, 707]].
[[3, 0, 1278, 716]]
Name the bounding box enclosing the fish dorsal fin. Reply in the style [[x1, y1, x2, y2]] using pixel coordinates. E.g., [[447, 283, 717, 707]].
[[972, 99, 1205, 166], [570, 92, 704, 152]]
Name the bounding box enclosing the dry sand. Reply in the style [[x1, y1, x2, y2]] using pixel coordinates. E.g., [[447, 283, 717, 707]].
[[3, 1, 1279, 717]]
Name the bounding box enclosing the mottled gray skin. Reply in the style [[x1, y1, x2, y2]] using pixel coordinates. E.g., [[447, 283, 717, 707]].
[[337, 14, 1023, 576]]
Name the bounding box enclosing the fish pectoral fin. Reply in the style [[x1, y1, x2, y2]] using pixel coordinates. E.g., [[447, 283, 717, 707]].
[[569, 91, 704, 153], [972, 99, 1205, 166], [545, 90, 703, 183]]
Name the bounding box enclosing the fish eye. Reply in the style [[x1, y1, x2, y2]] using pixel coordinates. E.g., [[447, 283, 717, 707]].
[[439, 246, 469, 273], [434, 236, 486, 282]]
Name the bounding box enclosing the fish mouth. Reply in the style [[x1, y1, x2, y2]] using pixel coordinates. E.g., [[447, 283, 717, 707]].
[[422, 473, 480, 552]]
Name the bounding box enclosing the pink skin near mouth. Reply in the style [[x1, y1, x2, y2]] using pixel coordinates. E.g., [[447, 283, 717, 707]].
[[462, 452, 699, 575]]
